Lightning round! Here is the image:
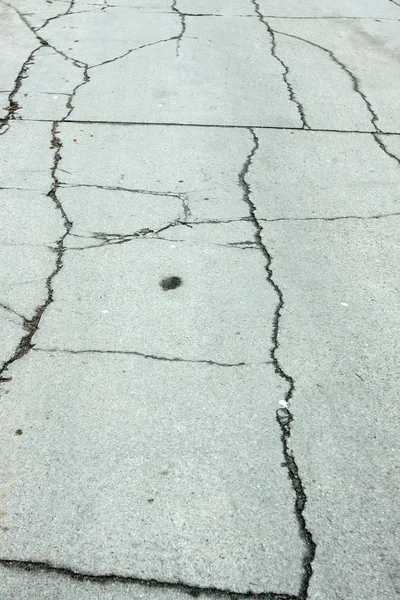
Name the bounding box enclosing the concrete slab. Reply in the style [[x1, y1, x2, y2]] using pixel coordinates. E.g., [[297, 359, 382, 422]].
[[260, 218, 400, 599], [43, 8, 180, 66], [0, 3, 38, 95], [58, 185, 186, 246], [0, 352, 303, 595], [176, 0, 253, 16], [7, 0, 71, 29], [258, 0, 400, 19], [57, 123, 252, 222], [269, 18, 400, 132], [15, 46, 83, 120], [0, 189, 64, 245], [0, 121, 53, 190], [70, 16, 302, 126], [249, 130, 400, 220], [35, 223, 276, 363]]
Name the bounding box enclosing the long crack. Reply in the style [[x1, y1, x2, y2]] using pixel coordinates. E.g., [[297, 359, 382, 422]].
[[0, 559, 298, 600], [33, 348, 248, 368], [251, 0, 308, 129], [238, 128, 316, 599], [0, 121, 71, 378], [273, 29, 380, 133], [172, 0, 186, 56]]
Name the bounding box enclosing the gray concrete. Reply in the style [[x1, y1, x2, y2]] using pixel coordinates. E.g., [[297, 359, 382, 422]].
[[0, 0, 399, 599]]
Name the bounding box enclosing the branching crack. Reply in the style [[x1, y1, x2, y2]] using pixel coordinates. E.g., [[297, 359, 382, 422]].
[[172, 0, 186, 56], [251, 0, 308, 129], [0, 121, 71, 378], [238, 128, 316, 599]]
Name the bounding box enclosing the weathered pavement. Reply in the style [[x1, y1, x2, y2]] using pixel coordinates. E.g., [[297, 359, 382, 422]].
[[0, 0, 399, 598]]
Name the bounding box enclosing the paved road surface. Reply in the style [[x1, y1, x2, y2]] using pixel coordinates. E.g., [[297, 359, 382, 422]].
[[0, 1, 399, 599]]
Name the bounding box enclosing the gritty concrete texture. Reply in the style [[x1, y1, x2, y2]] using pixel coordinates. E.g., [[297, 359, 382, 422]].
[[71, 15, 302, 126], [0, 352, 303, 595], [36, 225, 276, 363], [261, 218, 400, 599], [1, 0, 400, 598], [249, 130, 400, 220], [57, 123, 252, 222], [269, 17, 400, 132]]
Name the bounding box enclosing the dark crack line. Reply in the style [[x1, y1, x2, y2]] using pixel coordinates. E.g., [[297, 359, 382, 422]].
[[88, 37, 178, 69], [239, 128, 316, 599], [2, 1, 88, 127], [12, 118, 400, 135], [172, 0, 186, 56], [64, 64, 90, 120], [35, 0, 76, 32], [260, 211, 400, 223], [0, 121, 71, 378], [0, 302, 26, 322], [0, 559, 297, 600], [251, 0, 308, 129], [4, 2, 86, 68], [1, 44, 41, 129], [60, 182, 186, 199], [33, 348, 248, 368], [273, 29, 380, 133], [372, 133, 400, 167]]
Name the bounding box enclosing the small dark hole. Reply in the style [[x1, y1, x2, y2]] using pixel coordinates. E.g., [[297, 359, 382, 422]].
[[15, 429, 23, 436], [160, 276, 182, 291]]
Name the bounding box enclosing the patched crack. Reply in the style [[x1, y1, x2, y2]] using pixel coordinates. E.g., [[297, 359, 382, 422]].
[[251, 0, 308, 130], [0, 121, 72, 378], [0, 559, 297, 600], [33, 347, 249, 367], [273, 29, 380, 133], [239, 128, 316, 599]]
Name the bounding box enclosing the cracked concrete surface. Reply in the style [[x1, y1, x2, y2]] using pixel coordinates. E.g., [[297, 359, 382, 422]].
[[0, 0, 399, 598]]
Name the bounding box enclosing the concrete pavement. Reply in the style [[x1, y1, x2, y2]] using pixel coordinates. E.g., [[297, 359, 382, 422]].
[[0, 0, 399, 598]]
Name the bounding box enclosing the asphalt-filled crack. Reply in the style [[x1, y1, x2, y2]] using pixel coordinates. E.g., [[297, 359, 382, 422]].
[[33, 348, 248, 368], [0, 559, 297, 600], [273, 29, 380, 133], [239, 128, 316, 599], [0, 121, 71, 377], [172, 0, 186, 56], [251, 0, 308, 129]]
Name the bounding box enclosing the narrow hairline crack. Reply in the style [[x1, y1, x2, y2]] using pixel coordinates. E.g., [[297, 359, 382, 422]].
[[251, 0, 308, 129], [32, 347, 253, 368], [0, 559, 297, 600], [260, 211, 400, 223], [239, 128, 316, 599]]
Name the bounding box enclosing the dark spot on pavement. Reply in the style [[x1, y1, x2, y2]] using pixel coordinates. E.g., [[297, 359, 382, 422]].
[[147, 498, 154, 503], [15, 429, 23, 436], [160, 276, 182, 291]]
